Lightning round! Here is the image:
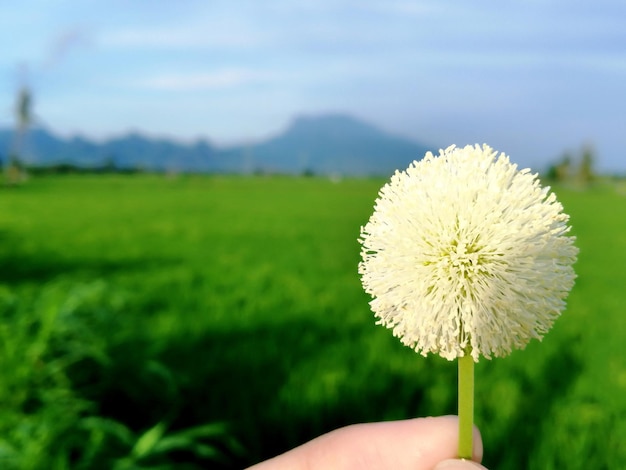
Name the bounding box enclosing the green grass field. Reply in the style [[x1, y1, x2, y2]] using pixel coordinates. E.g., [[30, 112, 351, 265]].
[[0, 174, 625, 469]]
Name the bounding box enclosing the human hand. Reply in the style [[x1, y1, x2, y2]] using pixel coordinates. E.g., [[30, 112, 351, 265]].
[[246, 415, 486, 469]]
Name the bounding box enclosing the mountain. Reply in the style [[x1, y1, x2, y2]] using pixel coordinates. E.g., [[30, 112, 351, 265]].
[[0, 114, 435, 176], [224, 114, 433, 176], [0, 128, 218, 172]]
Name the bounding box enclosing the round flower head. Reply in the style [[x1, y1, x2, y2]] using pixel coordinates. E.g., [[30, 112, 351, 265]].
[[358, 144, 578, 361]]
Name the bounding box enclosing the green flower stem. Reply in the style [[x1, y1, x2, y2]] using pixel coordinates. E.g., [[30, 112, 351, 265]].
[[458, 353, 474, 460]]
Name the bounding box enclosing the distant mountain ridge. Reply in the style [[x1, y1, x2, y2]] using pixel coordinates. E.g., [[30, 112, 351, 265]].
[[0, 113, 435, 176]]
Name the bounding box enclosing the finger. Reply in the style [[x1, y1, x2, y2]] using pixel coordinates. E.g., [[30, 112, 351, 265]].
[[306, 416, 483, 470], [249, 416, 483, 470], [434, 459, 488, 469]]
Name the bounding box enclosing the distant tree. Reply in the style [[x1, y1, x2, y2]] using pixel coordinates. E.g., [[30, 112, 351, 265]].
[[578, 144, 596, 184], [546, 145, 598, 185], [101, 156, 118, 173], [553, 153, 572, 183]]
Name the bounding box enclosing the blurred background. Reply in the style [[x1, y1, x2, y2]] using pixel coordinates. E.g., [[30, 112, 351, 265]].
[[1, 0, 626, 174], [0, 1, 625, 469]]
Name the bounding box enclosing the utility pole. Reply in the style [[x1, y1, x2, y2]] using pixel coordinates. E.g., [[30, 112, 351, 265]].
[[5, 68, 32, 185]]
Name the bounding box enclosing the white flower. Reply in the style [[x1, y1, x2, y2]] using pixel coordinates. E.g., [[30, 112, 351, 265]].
[[358, 144, 578, 361]]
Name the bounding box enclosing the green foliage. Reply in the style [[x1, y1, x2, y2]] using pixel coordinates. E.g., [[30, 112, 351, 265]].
[[0, 277, 241, 467], [0, 281, 101, 469], [1, 174, 625, 468]]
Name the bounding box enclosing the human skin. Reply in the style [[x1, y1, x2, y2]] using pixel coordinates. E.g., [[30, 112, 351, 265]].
[[246, 416, 486, 470]]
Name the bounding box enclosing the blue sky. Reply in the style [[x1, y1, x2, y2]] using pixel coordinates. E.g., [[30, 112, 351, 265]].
[[1, 0, 625, 172]]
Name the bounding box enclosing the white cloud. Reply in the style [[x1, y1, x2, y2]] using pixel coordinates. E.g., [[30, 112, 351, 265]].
[[139, 68, 273, 91], [100, 26, 262, 49]]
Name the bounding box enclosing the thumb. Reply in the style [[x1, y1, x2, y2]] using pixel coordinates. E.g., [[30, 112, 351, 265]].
[[433, 459, 488, 469]]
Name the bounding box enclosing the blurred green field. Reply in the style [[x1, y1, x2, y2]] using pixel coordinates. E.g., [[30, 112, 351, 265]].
[[0, 174, 625, 469]]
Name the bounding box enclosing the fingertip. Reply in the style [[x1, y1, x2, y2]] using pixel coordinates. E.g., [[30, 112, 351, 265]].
[[472, 422, 484, 462], [433, 458, 488, 469], [420, 416, 483, 463]]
